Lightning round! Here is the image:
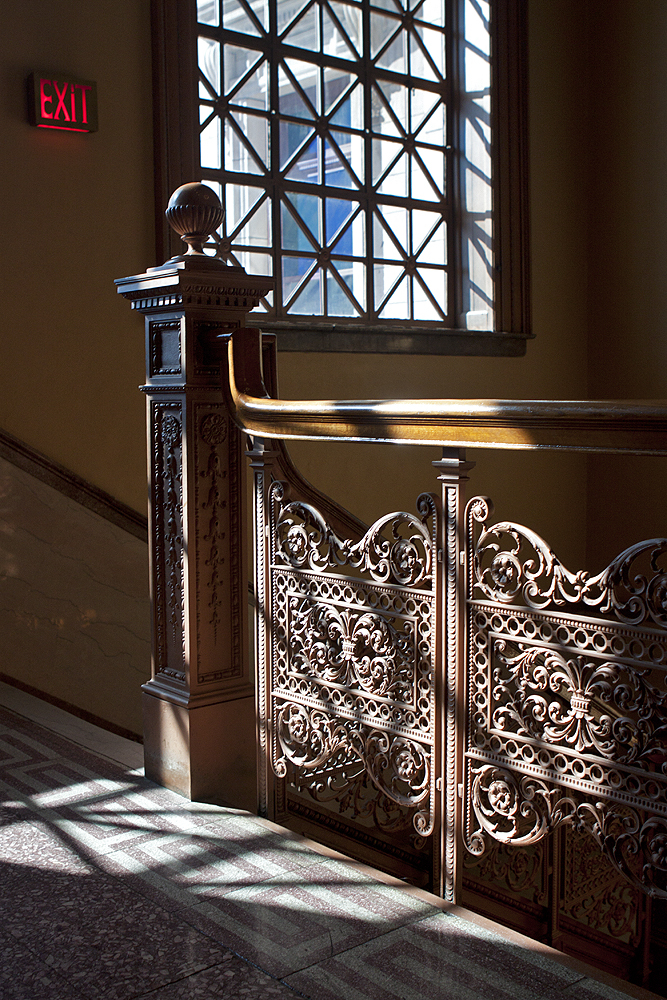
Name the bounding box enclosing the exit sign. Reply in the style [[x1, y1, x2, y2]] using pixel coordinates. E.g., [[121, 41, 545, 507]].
[[28, 72, 98, 132]]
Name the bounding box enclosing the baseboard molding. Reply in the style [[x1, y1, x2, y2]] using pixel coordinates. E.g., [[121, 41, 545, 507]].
[[0, 673, 143, 743], [0, 428, 148, 542], [0, 431, 151, 735]]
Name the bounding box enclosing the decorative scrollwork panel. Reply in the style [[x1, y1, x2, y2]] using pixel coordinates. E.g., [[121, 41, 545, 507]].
[[469, 496, 667, 628], [152, 403, 185, 681], [288, 599, 415, 702], [274, 703, 432, 836], [559, 824, 642, 947], [267, 482, 438, 865], [274, 489, 434, 587], [465, 497, 667, 900]]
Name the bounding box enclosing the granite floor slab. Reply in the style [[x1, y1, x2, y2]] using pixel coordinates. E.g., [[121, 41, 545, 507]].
[[283, 910, 637, 1000], [0, 690, 659, 1000], [179, 856, 440, 978]]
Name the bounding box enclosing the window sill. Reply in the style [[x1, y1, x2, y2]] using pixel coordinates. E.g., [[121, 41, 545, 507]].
[[251, 322, 532, 356]]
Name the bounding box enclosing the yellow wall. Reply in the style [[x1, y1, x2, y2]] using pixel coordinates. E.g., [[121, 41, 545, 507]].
[[585, 0, 667, 568], [0, 1, 154, 514], [279, 0, 590, 568], [2, 0, 667, 573]]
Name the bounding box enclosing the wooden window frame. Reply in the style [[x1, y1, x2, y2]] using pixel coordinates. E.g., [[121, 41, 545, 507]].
[[151, 0, 530, 356]]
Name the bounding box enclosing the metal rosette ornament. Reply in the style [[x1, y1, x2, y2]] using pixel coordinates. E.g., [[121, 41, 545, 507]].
[[274, 703, 348, 777], [275, 494, 350, 573], [362, 731, 433, 837], [467, 765, 553, 854], [348, 500, 435, 587]]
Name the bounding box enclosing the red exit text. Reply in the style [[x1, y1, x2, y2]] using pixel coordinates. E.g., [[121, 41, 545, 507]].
[[28, 73, 98, 132]]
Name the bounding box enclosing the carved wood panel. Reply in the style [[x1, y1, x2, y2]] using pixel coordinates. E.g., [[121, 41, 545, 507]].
[[193, 405, 244, 684], [151, 401, 185, 684]]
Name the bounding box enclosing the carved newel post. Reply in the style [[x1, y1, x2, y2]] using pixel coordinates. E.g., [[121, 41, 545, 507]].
[[116, 183, 272, 807]]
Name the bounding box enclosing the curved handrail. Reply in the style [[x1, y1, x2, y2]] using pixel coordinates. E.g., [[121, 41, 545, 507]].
[[224, 327, 667, 456]]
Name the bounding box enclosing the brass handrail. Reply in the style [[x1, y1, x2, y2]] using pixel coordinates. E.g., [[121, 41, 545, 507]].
[[225, 327, 667, 456]]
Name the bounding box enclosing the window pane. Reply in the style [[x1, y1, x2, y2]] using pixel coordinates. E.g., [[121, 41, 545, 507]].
[[331, 210, 366, 256], [291, 269, 323, 314], [222, 0, 266, 33], [285, 137, 321, 184], [330, 2, 362, 54], [327, 269, 358, 316], [334, 259, 366, 310], [198, 0, 219, 26], [414, 268, 446, 320], [196, 0, 461, 328], [198, 37, 221, 95], [284, 3, 319, 49], [283, 255, 316, 302], [224, 45, 262, 94], [284, 59, 320, 113], [226, 183, 264, 232], [232, 62, 269, 110], [200, 114, 221, 168], [277, 0, 310, 35]]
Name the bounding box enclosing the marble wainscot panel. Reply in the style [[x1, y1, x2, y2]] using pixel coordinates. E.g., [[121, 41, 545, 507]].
[[0, 450, 150, 735]]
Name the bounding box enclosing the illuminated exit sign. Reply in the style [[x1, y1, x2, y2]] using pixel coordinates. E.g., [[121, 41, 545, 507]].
[[27, 72, 98, 132]]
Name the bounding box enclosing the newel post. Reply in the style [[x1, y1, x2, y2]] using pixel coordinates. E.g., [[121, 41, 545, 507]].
[[116, 183, 273, 807], [433, 448, 474, 903]]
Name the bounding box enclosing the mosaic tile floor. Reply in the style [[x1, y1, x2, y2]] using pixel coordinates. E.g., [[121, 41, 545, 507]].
[[0, 683, 659, 1000]]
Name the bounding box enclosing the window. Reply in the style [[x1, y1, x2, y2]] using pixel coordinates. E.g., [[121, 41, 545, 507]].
[[152, 0, 529, 354]]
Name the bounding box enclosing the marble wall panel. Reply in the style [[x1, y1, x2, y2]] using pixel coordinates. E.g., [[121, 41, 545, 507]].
[[0, 455, 150, 735]]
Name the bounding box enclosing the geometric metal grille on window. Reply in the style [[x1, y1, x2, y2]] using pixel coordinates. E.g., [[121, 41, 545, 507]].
[[196, 0, 465, 325]]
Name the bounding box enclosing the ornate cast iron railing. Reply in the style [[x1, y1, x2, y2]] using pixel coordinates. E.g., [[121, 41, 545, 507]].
[[237, 332, 667, 975], [237, 327, 667, 902], [465, 505, 667, 891], [117, 185, 667, 985], [266, 481, 439, 882]]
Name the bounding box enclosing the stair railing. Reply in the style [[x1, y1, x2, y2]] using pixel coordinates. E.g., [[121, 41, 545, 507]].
[[117, 188, 667, 967]]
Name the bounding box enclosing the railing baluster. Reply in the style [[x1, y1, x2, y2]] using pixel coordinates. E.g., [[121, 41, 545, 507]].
[[433, 450, 475, 900]]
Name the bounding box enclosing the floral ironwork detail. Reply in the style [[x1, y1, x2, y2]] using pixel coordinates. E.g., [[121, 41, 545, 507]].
[[274, 495, 351, 572], [293, 754, 420, 840], [347, 501, 434, 587], [275, 704, 348, 773], [199, 411, 228, 641], [463, 838, 544, 898], [161, 412, 184, 641], [267, 484, 437, 859], [274, 487, 435, 588], [469, 500, 667, 628], [467, 766, 554, 850], [467, 764, 667, 899], [492, 643, 667, 768], [363, 731, 431, 834], [274, 702, 432, 836], [289, 598, 414, 701], [465, 497, 667, 901], [561, 826, 640, 943]]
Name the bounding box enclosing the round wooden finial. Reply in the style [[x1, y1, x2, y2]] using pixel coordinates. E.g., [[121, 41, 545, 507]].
[[165, 182, 224, 255]]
